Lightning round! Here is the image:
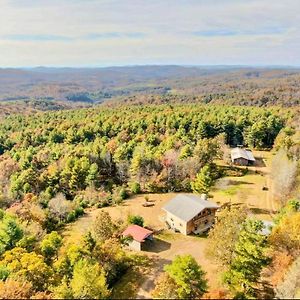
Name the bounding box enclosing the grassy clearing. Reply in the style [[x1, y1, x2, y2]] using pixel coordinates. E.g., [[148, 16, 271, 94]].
[[211, 150, 278, 220], [220, 185, 241, 196], [61, 150, 277, 296], [63, 151, 275, 246]]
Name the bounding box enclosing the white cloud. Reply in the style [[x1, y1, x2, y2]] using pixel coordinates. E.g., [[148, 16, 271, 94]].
[[0, 0, 299, 66]]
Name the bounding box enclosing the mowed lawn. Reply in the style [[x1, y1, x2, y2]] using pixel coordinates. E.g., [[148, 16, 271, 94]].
[[62, 150, 277, 297], [212, 150, 279, 220]]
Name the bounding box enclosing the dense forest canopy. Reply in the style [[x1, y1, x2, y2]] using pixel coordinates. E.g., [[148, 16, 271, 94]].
[[0, 100, 298, 299], [0, 104, 285, 207]]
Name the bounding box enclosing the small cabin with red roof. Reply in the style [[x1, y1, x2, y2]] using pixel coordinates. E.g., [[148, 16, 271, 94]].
[[122, 224, 154, 251]]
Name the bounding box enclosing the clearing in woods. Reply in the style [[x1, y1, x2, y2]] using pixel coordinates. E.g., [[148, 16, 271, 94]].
[[63, 150, 277, 298]]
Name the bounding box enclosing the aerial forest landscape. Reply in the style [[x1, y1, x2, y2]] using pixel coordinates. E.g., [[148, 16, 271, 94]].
[[0, 1, 299, 299]]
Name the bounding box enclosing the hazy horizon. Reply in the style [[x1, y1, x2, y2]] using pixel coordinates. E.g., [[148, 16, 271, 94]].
[[2, 64, 300, 70]]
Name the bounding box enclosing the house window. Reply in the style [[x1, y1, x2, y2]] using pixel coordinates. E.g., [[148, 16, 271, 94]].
[[170, 218, 174, 221], [179, 223, 182, 227]]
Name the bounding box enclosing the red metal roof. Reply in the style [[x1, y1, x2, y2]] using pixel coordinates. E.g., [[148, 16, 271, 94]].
[[122, 225, 153, 243]]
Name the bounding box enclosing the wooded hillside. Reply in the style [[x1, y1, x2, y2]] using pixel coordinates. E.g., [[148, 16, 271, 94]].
[[1, 66, 300, 107]]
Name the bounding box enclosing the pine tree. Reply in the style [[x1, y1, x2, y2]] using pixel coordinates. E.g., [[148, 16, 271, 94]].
[[223, 220, 270, 296], [191, 165, 213, 194]]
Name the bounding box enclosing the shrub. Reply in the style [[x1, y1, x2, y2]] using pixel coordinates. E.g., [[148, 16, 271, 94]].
[[80, 200, 88, 208], [127, 215, 144, 227], [119, 188, 129, 200], [74, 207, 84, 218], [130, 182, 141, 194], [66, 211, 76, 223]]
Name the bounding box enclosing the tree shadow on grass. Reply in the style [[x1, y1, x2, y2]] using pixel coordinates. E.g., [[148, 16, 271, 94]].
[[249, 207, 277, 215], [220, 202, 246, 208], [229, 180, 254, 186]]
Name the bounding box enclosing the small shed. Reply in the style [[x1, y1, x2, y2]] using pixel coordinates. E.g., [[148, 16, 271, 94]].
[[122, 224, 154, 251], [231, 148, 255, 166]]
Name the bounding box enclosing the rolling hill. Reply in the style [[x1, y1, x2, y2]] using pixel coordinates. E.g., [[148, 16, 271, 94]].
[[0, 65, 300, 107]]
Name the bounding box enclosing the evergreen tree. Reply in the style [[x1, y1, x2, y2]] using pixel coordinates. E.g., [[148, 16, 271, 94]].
[[0, 213, 23, 254], [191, 165, 213, 194], [223, 220, 270, 296]]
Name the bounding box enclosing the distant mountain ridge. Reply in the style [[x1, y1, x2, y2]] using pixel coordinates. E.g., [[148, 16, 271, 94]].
[[0, 65, 300, 107]]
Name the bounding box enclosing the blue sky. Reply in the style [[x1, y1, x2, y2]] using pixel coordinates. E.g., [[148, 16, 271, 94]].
[[0, 0, 299, 67]]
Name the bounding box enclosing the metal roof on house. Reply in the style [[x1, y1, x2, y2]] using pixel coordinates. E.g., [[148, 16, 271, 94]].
[[231, 148, 255, 161], [122, 225, 153, 243], [162, 194, 219, 222]]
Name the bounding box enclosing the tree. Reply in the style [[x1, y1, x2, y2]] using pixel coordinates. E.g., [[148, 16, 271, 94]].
[[161, 150, 180, 191], [206, 207, 247, 268], [275, 257, 300, 299], [271, 149, 297, 205], [53, 244, 87, 281], [31, 291, 53, 299], [269, 251, 293, 286], [152, 273, 178, 299], [274, 199, 300, 224], [86, 163, 99, 187], [191, 165, 213, 194], [0, 247, 53, 291], [48, 193, 74, 222], [40, 231, 63, 261], [179, 145, 192, 160], [0, 279, 33, 299], [83, 231, 96, 252], [51, 278, 73, 299], [223, 220, 270, 296], [127, 214, 144, 227], [244, 121, 266, 149], [92, 211, 116, 242], [164, 255, 207, 298], [93, 238, 128, 286], [193, 136, 223, 167], [270, 213, 300, 255], [70, 259, 109, 299], [16, 235, 37, 252], [0, 212, 23, 254], [130, 145, 154, 189]]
